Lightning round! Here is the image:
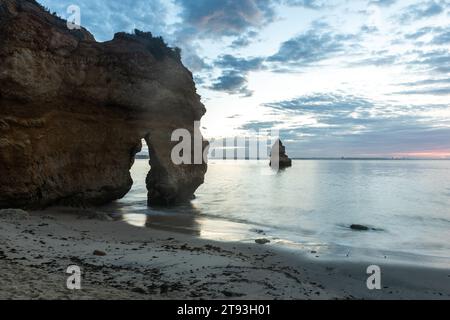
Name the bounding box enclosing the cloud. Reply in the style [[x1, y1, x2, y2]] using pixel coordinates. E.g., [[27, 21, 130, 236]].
[[239, 121, 283, 131], [404, 25, 450, 45], [369, 0, 397, 7], [182, 51, 213, 72], [209, 71, 253, 97], [410, 49, 450, 73], [262, 93, 448, 136], [261, 93, 384, 142], [248, 92, 450, 157], [209, 55, 265, 96], [397, 1, 445, 24], [265, 93, 373, 119], [214, 55, 265, 72], [230, 37, 252, 48], [174, 0, 276, 37], [281, 0, 326, 9], [398, 78, 450, 86], [361, 25, 379, 33], [230, 31, 259, 48], [431, 30, 450, 45], [404, 26, 443, 40], [353, 51, 400, 66], [267, 24, 358, 67], [392, 87, 450, 95], [172, 0, 276, 72]]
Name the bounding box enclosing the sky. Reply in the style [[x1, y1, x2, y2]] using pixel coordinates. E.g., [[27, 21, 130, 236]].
[[38, 0, 450, 158]]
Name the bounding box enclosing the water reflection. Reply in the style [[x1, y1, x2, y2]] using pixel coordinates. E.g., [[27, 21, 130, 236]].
[[144, 204, 202, 236], [121, 214, 147, 228], [101, 159, 450, 264], [119, 203, 259, 242]]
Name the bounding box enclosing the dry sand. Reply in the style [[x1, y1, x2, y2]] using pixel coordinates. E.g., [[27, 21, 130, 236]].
[[0, 209, 449, 300]]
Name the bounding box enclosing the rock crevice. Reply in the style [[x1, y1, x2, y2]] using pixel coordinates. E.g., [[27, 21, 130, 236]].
[[0, 0, 208, 209]]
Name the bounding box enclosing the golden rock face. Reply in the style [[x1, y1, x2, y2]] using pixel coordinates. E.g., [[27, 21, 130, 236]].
[[0, 0, 208, 209]]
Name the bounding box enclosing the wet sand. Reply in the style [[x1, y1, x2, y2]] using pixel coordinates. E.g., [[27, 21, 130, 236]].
[[0, 209, 449, 300]]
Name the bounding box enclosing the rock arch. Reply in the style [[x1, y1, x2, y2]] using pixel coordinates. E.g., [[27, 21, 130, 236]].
[[0, 0, 208, 209]]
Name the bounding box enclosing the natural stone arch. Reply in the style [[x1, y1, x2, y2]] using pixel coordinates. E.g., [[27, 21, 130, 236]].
[[0, 0, 208, 209]]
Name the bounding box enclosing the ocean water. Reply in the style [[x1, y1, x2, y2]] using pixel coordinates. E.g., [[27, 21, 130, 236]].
[[101, 159, 450, 266]]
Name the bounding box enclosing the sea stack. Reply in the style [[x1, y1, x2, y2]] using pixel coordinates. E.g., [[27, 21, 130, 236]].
[[270, 139, 292, 169], [0, 0, 208, 209]]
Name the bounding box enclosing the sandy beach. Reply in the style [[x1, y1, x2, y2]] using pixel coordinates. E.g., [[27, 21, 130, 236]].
[[0, 208, 449, 300]]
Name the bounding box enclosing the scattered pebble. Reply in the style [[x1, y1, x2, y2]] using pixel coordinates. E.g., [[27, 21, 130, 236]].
[[93, 250, 107, 256], [255, 239, 271, 245]]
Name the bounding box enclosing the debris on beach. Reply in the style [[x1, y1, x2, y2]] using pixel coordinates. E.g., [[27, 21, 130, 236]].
[[93, 250, 107, 256], [255, 239, 271, 245]]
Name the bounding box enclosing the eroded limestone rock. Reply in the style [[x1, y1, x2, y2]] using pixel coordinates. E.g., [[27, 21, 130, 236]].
[[270, 139, 292, 169], [0, 0, 208, 209]]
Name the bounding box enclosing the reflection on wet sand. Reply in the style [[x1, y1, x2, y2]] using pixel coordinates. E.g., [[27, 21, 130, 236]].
[[117, 204, 202, 236], [119, 203, 262, 242], [144, 206, 202, 237]]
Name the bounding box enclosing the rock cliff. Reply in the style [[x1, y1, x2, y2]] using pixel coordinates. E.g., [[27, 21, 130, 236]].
[[270, 139, 292, 169], [0, 0, 208, 208]]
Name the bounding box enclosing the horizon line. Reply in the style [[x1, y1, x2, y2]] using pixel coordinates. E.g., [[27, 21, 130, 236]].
[[135, 155, 450, 161]]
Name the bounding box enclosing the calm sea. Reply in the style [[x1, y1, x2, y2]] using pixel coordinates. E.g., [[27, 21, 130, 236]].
[[101, 159, 450, 267]]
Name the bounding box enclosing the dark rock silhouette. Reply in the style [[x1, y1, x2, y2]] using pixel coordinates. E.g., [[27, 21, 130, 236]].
[[350, 224, 370, 231], [0, 0, 208, 209], [270, 139, 292, 169], [350, 224, 381, 232]]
